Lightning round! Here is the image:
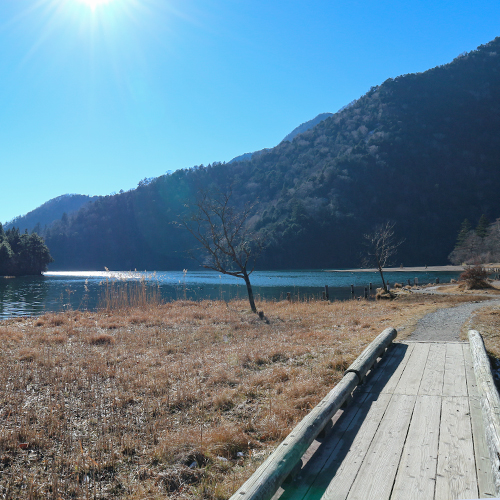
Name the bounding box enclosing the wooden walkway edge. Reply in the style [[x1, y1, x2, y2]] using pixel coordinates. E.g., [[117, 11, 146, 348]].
[[230, 328, 397, 500], [469, 330, 500, 496], [232, 328, 500, 500], [274, 340, 497, 500]]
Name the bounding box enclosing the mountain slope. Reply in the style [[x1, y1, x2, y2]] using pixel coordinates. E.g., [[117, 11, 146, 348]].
[[281, 112, 334, 142], [228, 112, 333, 164], [43, 37, 500, 270], [5, 194, 98, 233]]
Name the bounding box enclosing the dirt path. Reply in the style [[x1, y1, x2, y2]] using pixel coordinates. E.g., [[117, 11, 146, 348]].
[[407, 299, 500, 342]]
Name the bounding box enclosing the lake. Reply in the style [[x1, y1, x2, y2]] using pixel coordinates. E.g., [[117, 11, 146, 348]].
[[0, 269, 461, 320]]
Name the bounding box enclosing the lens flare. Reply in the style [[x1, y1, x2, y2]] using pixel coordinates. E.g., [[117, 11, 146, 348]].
[[78, 0, 115, 10]]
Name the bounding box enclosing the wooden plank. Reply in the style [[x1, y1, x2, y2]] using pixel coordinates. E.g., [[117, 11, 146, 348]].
[[465, 340, 495, 496], [442, 343, 468, 397], [464, 343, 480, 399], [435, 396, 478, 500], [303, 393, 393, 500], [418, 343, 446, 396], [342, 394, 416, 500], [469, 396, 497, 498], [377, 343, 416, 395], [393, 343, 430, 395], [391, 395, 441, 500], [358, 343, 411, 394], [469, 330, 500, 495], [358, 342, 401, 386], [278, 392, 372, 500]]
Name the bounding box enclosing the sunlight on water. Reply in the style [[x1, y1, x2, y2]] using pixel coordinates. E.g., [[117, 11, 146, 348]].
[[45, 271, 145, 279], [0, 270, 461, 320]]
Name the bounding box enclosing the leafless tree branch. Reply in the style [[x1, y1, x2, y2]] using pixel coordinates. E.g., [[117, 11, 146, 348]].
[[363, 221, 404, 292], [182, 188, 263, 313]]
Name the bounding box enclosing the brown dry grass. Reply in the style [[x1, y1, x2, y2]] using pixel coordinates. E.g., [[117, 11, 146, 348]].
[[0, 293, 479, 499], [468, 302, 500, 360]]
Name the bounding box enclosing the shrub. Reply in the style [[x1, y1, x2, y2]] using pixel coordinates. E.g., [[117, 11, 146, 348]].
[[459, 265, 490, 289], [89, 333, 116, 345]]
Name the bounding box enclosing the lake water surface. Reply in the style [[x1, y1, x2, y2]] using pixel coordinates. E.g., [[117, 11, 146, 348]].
[[0, 269, 461, 320]]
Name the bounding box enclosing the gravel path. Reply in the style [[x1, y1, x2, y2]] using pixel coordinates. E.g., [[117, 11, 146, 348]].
[[408, 299, 500, 342]]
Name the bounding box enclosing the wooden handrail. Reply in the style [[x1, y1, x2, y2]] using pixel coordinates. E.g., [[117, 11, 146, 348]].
[[345, 327, 397, 382], [230, 327, 397, 500], [468, 329, 500, 496]]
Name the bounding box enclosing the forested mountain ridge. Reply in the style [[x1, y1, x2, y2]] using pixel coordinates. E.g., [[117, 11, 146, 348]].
[[5, 194, 98, 234], [228, 112, 333, 163], [42, 37, 500, 271], [281, 112, 334, 143]]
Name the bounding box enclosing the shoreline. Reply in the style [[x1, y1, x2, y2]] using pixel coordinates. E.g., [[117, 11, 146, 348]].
[[327, 263, 500, 273], [326, 265, 465, 273]]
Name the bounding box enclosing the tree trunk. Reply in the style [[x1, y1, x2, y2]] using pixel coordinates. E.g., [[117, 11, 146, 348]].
[[242, 270, 257, 313], [377, 264, 387, 292]]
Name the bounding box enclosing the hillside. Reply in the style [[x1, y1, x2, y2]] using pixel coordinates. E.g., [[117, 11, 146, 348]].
[[281, 112, 334, 142], [42, 37, 500, 271], [5, 194, 98, 233], [228, 113, 333, 164]]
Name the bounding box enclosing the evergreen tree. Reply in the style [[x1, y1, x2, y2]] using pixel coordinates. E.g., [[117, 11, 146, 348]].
[[5, 228, 21, 254], [455, 219, 472, 248], [476, 214, 489, 238], [0, 241, 13, 276], [0, 228, 53, 275]]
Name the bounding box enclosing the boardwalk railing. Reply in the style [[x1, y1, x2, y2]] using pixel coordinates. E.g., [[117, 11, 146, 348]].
[[230, 327, 397, 500], [468, 329, 500, 496]]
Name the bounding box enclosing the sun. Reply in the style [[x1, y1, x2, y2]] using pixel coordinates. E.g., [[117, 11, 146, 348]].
[[77, 0, 115, 10]]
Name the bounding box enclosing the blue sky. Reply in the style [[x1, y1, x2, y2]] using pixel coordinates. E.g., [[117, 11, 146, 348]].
[[1, 0, 500, 224]]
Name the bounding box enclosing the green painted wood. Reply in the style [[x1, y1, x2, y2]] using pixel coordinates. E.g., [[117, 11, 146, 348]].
[[277, 392, 372, 500], [307, 393, 393, 500], [230, 327, 398, 500]]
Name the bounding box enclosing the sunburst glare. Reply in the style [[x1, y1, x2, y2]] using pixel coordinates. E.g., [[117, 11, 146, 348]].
[[77, 0, 115, 10]]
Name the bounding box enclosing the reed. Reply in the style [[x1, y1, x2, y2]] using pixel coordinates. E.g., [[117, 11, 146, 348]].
[[98, 276, 163, 311]]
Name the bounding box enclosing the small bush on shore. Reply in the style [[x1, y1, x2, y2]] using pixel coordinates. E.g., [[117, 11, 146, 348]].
[[459, 265, 491, 289]]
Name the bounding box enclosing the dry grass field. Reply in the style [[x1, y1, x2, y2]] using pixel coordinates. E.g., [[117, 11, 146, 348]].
[[0, 290, 484, 499], [468, 302, 500, 360]]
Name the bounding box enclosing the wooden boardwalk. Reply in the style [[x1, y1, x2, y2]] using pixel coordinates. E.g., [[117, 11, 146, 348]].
[[275, 341, 497, 500]]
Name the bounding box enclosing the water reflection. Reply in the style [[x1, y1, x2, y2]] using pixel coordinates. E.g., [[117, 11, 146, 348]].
[[0, 270, 461, 320], [0, 276, 50, 317]]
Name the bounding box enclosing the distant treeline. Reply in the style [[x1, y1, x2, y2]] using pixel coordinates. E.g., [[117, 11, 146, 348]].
[[0, 224, 53, 276], [449, 216, 500, 265]]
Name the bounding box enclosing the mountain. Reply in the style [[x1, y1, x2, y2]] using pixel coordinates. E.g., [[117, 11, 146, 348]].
[[42, 37, 500, 271], [5, 194, 98, 233], [228, 149, 269, 164], [281, 112, 334, 142], [228, 112, 333, 163]]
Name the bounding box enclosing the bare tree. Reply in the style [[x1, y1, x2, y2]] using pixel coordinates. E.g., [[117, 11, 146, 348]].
[[363, 222, 404, 292], [182, 189, 262, 313]]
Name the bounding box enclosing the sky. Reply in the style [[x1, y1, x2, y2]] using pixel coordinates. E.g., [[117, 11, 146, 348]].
[[1, 0, 500, 224]]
